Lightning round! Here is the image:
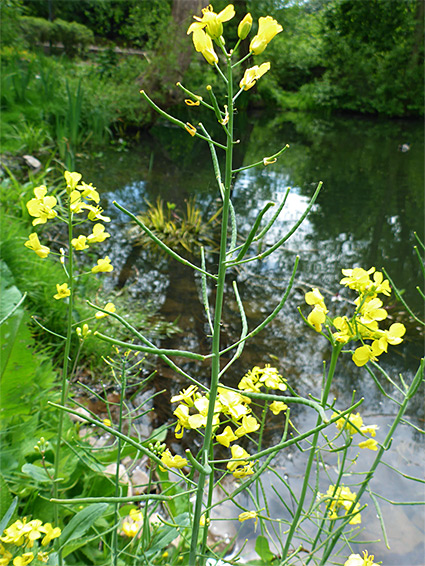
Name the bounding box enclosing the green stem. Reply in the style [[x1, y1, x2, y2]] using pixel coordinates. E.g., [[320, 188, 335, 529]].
[[111, 357, 127, 566], [282, 343, 342, 559], [53, 206, 74, 565], [188, 51, 234, 566]]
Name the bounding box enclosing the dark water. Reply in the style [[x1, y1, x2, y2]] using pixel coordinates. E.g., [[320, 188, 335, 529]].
[[78, 112, 424, 565]]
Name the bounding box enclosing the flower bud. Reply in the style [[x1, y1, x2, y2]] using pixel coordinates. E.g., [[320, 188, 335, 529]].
[[238, 13, 252, 40]]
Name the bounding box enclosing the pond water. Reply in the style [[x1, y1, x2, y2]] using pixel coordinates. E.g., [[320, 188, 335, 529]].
[[78, 111, 424, 565]]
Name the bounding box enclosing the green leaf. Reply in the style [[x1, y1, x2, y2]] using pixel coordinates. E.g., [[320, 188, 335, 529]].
[[59, 503, 109, 550], [21, 463, 53, 483], [255, 535, 275, 563], [0, 495, 17, 533]]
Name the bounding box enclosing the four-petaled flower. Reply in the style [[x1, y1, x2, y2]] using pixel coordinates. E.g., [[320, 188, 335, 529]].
[[159, 449, 188, 471], [91, 257, 114, 273], [188, 4, 235, 40], [95, 302, 116, 319], [53, 283, 71, 300], [26, 186, 57, 226], [344, 550, 379, 566]]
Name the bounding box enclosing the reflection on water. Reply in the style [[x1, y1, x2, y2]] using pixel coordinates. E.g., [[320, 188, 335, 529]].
[[78, 112, 424, 564]]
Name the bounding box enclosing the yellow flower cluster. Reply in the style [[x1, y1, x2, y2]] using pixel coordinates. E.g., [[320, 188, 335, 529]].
[[0, 518, 60, 565], [344, 550, 379, 566], [305, 267, 406, 367], [322, 485, 361, 525], [186, 4, 281, 95], [24, 171, 114, 301], [166, 366, 287, 478], [333, 411, 379, 451]]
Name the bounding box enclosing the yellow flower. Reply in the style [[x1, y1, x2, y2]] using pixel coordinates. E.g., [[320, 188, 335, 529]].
[[372, 322, 406, 354], [269, 401, 287, 415], [326, 485, 361, 525], [71, 235, 89, 250], [102, 418, 112, 427], [12, 553, 34, 566], [239, 62, 270, 90], [340, 267, 375, 293], [249, 16, 282, 55], [26, 186, 57, 226], [53, 283, 71, 300], [359, 438, 378, 451], [79, 181, 100, 204], [0, 519, 28, 546], [232, 463, 254, 478], [170, 385, 198, 407], [24, 233, 50, 258], [122, 521, 140, 538], [307, 306, 327, 332], [344, 550, 379, 566], [333, 411, 364, 435], [355, 296, 387, 324], [69, 189, 84, 213], [238, 510, 257, 524], [332, 316, 355, 344], [87, 223, 111, 243], [95, 302, 116, 319], [216, 425, 238, 448], [64, 171, 82, 192], [305, 287, 327, 310], [259, 364, 286, 391], [227, 445, 254, 478], [369, 270, 391, 296], [25, 520, 43, 547], [352, 343, 381, 367], [129, 509, 143, 522], [217, 388, 250, 420], [238, 368, 262, 393], [159, 449, 188, 471], [174, 404, 190, 438], [91, 257, 113, 273], [238, 13, 252, 40], [188, 4, 235, 40], [0, 544, 12, 565], [36, 552, 49, 563], [84, 205, 111, 223], [235, 414, 260, 437]]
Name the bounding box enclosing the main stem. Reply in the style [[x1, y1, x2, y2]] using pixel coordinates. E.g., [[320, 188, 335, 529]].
[[53, 206, 74, 565], [188, 53, 234, 566]]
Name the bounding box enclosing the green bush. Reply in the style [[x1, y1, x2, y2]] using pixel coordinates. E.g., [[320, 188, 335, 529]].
[[51, 18, 94, 57], [18, 15, 94, 57]]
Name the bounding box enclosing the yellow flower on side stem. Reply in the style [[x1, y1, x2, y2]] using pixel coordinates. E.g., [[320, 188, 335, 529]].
[[95, 302, 116, 319], [269, 401, 287, 415], [249, 16, 282, 55], [235, 414, 260, 438], [358, 438, 378, 451], [53, 283, 71, 300], [24, 233, 50, 258], [239, 62, 270, 90], [91, 257, 113, 273], [188, 26, 218, 65], [238, 510, 258, 525], [159, 449, 188, 471], [87, 223, 111, 243], [216, 425, 238, 448], [185, 122, 197, 136]]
